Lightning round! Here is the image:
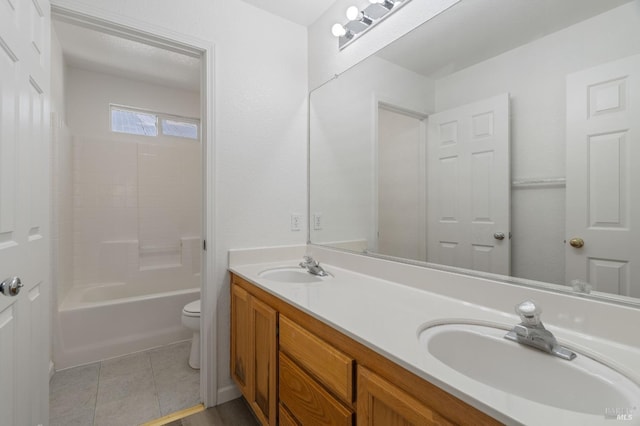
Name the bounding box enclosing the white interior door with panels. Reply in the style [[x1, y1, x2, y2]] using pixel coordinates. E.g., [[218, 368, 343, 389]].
[[427, 93, 510, 275], [0, 0, 51, 425], [566, 54, 640, 298]]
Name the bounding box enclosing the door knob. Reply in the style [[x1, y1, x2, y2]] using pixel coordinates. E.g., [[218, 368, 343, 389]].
[[493, 232, 505, 240], [0, 276, 23, 297], [569, 238, 584, 248]]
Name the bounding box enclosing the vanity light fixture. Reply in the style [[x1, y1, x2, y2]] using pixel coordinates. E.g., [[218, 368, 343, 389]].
[[346, 5, 362, 21], [332, 0, 412, 50]]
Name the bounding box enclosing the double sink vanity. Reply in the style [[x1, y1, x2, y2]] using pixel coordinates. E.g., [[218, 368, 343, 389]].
[[229, 246, 640, 425]]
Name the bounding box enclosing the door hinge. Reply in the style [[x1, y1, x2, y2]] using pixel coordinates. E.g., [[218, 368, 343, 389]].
[[203, 239, 207, 251]]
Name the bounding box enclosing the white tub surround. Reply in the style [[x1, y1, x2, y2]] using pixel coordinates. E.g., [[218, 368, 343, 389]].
[[55, 281, 199, 370], [229, 246, 640, 425]]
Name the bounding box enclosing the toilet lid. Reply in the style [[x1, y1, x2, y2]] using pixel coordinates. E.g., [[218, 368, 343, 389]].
[[184, 300, 201, 315]]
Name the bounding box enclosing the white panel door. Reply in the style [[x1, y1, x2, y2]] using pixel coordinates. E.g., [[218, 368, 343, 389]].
[[0, 0, 51, 425], [427, 93, 510, 275], [566, 54, 640, 297], [377, 107, 426, 261]]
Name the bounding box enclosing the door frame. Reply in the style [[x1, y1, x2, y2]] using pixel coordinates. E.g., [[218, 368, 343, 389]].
[[50, 1, 218, 406], [371, 94, 428, 255]]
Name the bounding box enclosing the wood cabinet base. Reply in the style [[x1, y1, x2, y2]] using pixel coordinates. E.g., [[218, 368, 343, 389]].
[[230, 273, 501, 426]]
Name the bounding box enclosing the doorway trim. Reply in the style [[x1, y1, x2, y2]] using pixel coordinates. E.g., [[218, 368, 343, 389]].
[[371, 94, 428, 256], [50, 1, 218, 406]]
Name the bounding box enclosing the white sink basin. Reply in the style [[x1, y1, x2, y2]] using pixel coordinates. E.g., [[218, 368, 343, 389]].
[[257, 267, 331, 283], [418, 323, 640, 415]]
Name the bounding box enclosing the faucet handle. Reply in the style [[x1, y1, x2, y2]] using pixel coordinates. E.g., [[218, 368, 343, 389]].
[[303, 255, 318, 265], [515, 300, 542, 326], [512, 324, 529, 338]]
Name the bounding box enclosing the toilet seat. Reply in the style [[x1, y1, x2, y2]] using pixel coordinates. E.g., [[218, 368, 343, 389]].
[[183, 300, 200, 317]]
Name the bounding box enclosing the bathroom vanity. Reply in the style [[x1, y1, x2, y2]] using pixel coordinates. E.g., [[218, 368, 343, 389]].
[[230, 272, 498, 425], [229, 246, 640, 426], [226, 2, 640, 423]]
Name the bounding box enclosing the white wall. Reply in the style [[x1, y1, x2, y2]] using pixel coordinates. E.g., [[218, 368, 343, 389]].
[[50, 31, 73, 301], [310, 56, 433, 246], [67, 68, 200, 138], [434, 3, 640, 284], [50, 29, 66, 124], [308, 0, 459, 89], [52, 0, 309, 400], [50, 29, 74, 378]]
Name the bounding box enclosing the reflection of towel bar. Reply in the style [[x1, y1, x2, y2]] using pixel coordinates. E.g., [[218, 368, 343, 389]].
[[512, 177, 565, 189]]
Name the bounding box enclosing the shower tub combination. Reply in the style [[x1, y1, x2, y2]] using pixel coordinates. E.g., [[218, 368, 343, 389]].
[[56, 278, 199, 369], [54, 238, 202, 370]]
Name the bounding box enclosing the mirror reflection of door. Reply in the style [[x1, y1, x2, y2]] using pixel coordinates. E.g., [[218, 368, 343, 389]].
[[566, 54, 640, 297], [426, 93, 511, 275], [376, 106, 427, 261]]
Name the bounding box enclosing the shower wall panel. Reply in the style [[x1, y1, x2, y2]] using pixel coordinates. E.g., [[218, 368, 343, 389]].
[[66, 67, 201, 289]]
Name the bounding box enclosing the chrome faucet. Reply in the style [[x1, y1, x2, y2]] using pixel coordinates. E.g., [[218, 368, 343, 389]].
[[299, 255, 328, 277], [504, 300, 576, 361]]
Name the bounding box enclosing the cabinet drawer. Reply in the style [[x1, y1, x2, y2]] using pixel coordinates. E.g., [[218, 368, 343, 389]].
[[278, 403, 299, 426], [279, 315, 354, 402], [279, 352, 353, 426]]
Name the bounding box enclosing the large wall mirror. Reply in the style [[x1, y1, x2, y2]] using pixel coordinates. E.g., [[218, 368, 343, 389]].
[[309, 0, 640, 306]]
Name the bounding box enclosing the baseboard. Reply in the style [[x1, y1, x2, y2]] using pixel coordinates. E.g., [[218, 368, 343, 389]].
[[217, 383, 241, 405]]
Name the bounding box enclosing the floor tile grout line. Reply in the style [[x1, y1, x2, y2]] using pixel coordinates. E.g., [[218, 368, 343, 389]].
[[146, 349, 164, 419], [92, 361, 102, 426]]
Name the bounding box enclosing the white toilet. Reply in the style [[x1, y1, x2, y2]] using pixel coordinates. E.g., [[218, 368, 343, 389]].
[[181, 299, 201, 369]]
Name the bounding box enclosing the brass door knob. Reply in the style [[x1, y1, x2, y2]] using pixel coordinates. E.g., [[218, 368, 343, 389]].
[[569, 238, 584, 248]]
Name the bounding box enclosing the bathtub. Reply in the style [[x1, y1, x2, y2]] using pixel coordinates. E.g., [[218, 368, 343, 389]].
[[54, 279, 200, 370]]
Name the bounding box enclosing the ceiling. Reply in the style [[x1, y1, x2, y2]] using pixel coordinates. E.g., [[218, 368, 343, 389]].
[[239, 0, 336, 26], [53, 0, 634, 93], [376, 0, 634, 79], [53, 0, 335, 92], [53, 20, 201, 92]]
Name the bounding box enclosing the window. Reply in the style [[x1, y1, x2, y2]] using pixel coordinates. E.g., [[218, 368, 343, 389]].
[[111, 107, 158, 136], [110, 105, 200, 141], [161, 118, 199, 140]]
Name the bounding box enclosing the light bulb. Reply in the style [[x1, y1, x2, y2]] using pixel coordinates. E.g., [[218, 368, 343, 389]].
[[346, 6, 360, 21], [331, 23, 347, 37]]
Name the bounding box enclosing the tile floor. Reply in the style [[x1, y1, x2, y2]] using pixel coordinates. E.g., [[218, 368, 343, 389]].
[[50, 340, 200, 426], [166, 399, 259, 426]]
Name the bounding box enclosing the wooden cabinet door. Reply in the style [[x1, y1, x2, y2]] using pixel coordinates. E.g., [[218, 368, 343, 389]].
[[357, 367, 453, 426], [231, 282, 277, 425], [231, 284, 251, 397], [249, 296, 278, 425]]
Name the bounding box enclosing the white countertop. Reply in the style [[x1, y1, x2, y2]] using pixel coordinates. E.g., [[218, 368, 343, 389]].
[[229, 252, 640, 426]]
